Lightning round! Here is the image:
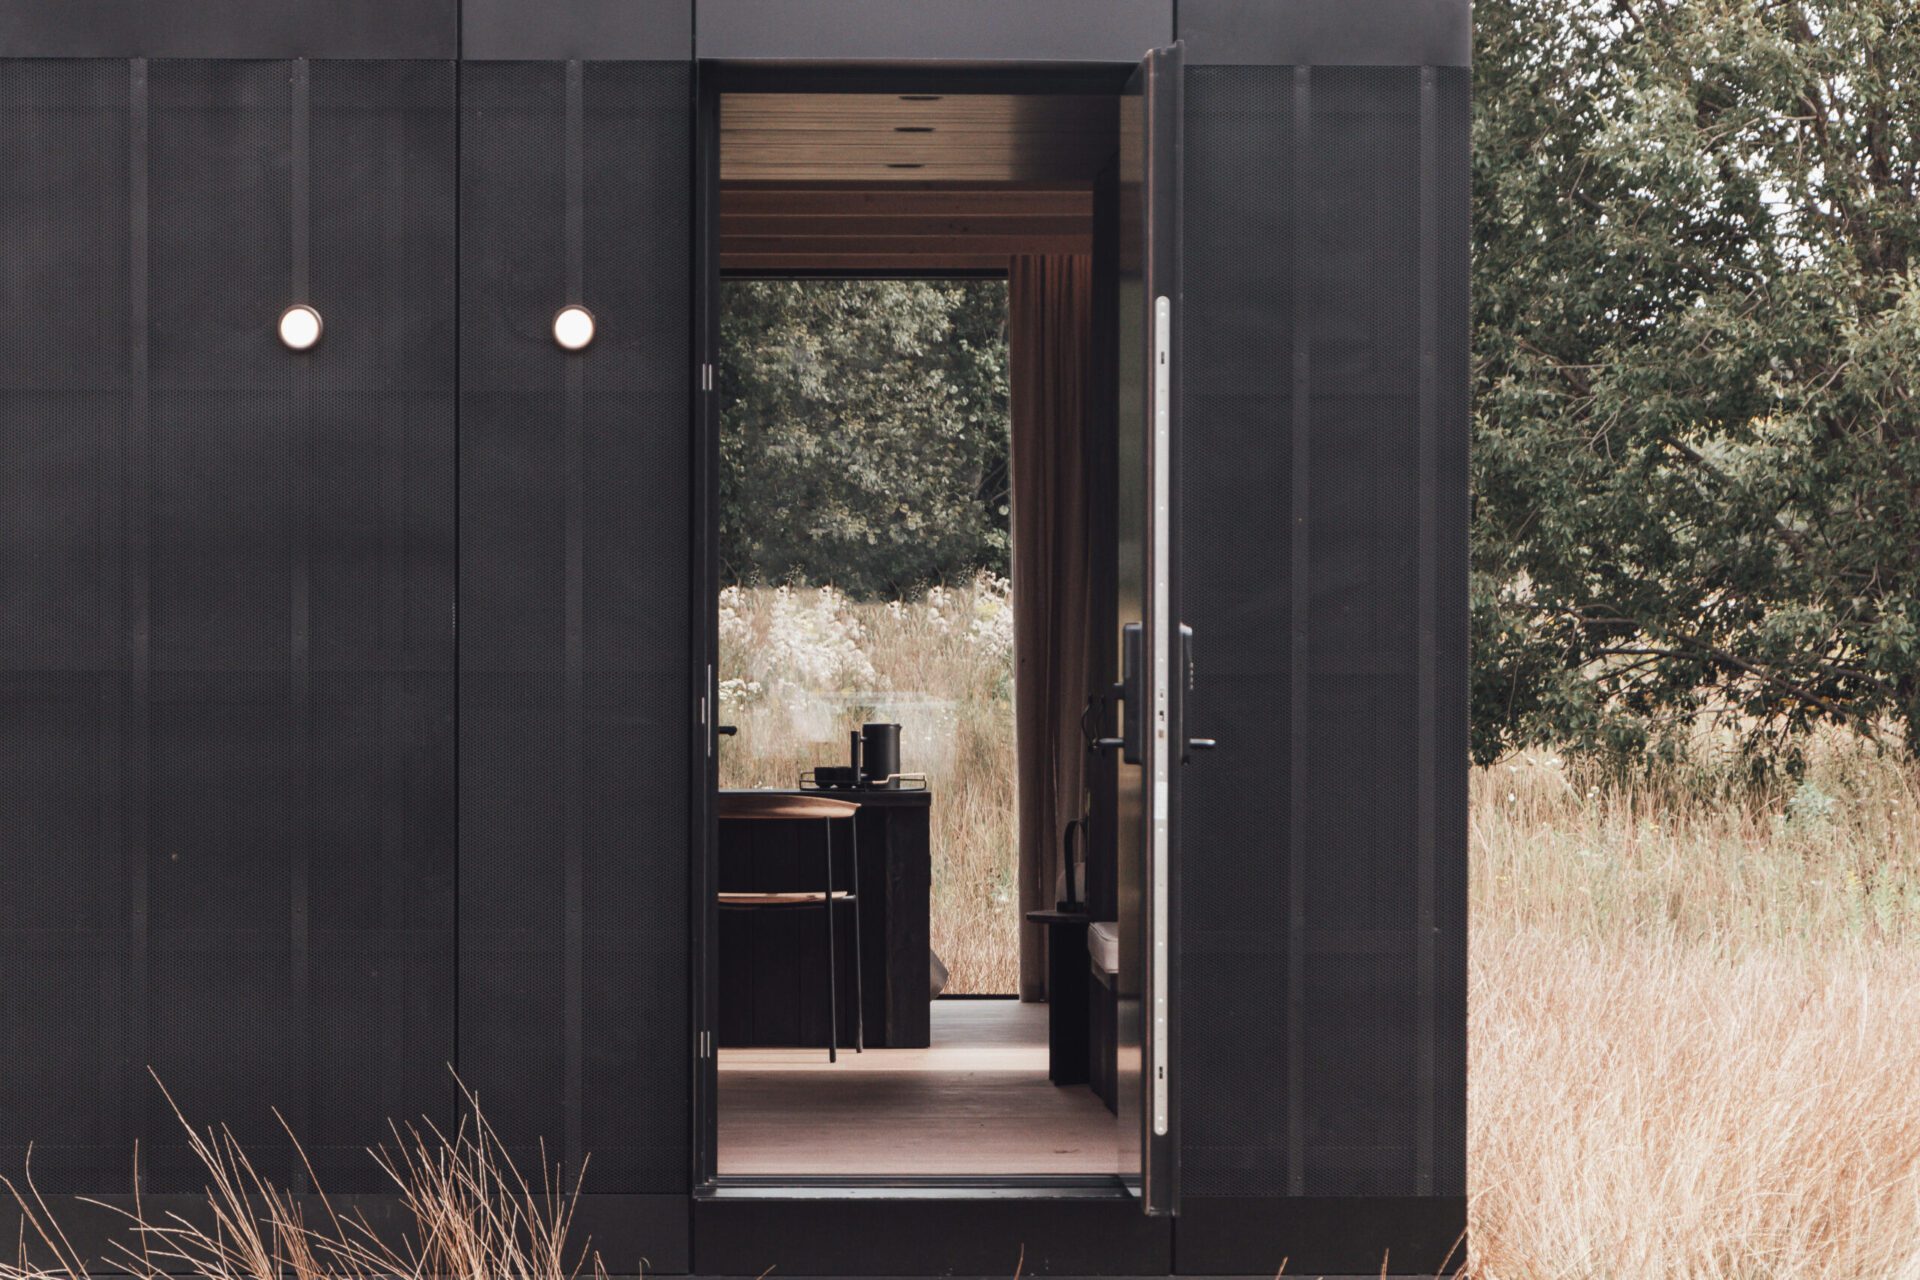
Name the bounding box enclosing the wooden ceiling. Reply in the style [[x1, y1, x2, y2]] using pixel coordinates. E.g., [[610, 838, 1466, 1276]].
[[721, 93, 1115, 183], [721, 185, 1094, 274], [719, 93, 1111, 273]]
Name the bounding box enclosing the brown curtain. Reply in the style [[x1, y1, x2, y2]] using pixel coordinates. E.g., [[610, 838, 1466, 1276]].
[[1009, 255, 1096, 1001]]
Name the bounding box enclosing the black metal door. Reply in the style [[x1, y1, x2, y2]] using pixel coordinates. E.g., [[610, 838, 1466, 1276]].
[[1177, 59, 1470, 1217], [457, 60, 694, 1197], [1110, 42, 1184, 1217], [0, 56, 458, 1193]]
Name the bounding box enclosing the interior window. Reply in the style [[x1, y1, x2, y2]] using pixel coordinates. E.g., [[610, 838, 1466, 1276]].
[[717, 277, 1017, 995]]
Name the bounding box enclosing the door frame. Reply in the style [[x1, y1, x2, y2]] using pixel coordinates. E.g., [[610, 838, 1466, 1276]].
[[1129, 39, 1185, 1213], [684, 58, 1174, 1220]]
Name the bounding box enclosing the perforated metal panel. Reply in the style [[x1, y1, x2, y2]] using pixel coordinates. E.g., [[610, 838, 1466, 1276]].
[[0, 56, 456, 1195], [1178, 63, 1468, 1200], [0, 58, 133, 1193], [458, 60, 692, 1195]]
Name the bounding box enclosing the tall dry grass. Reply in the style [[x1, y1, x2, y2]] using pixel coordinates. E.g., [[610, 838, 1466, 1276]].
[[717, 578, 1019, 994], [1469, 734, 1920, 1279], [2, 1077, 619, 1280]]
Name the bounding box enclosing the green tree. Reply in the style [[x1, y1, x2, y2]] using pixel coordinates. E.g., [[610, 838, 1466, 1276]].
[[719, 279, 1010, 597], [1473, 0, 1920, 765]]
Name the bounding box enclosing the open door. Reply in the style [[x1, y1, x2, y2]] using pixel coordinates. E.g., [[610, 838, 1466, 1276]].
[[1104, 41, 1184, 1216]]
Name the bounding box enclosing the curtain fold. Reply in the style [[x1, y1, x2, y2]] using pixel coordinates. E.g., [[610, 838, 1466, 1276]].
[[1009, 254, 1096, 1002]]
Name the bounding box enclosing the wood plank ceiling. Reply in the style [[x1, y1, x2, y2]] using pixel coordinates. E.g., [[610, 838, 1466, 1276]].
[[719, 93, 1111, 273]]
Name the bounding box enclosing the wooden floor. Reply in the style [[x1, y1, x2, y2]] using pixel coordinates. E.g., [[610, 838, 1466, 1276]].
[[717, 1000, 1120, 1175]]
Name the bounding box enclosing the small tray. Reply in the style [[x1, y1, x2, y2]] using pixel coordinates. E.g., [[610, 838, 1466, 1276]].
[[798, 769, 929, 793]]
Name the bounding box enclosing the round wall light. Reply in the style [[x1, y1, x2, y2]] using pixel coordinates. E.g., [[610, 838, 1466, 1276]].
[[553, 305, 596, 352], [278, 304, 323, 352]]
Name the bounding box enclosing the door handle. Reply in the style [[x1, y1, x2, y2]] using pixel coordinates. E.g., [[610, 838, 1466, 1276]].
[[1179, 624, 1215, 762], [717, 724, 737, 737], [1100, 623, 1143, 764]]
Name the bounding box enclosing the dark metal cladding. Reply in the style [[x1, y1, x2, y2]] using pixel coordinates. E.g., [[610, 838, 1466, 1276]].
[[1178, 0, 1472, 67], [0, 57, 135, 1193], [1175, 56, 1469, 1266], [694, 0, 1171, 63], [695, 1194, 1173, 1277], [456, 60, 693, 1206], [2, 0, 1470, 1269], [0, 56, 458, 1194], [0, 0, 456, 59], [462, 0, 692, 62]]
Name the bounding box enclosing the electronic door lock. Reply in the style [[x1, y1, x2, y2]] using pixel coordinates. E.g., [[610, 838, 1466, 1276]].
[[1096, 623, 1144, 764], [1179, 624, 1216, 762]]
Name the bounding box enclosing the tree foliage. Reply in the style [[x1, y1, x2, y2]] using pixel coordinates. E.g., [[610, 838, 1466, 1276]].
[[719, 279, 1010, 597], [1473, 0, 1920, 766]]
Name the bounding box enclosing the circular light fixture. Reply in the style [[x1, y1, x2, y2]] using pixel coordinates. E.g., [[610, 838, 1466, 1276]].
[[553, 305, 596, 352], [278, 304, 323, 352]]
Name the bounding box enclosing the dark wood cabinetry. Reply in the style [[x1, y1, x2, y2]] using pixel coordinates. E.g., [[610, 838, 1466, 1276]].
[[718, 789, 932, 1049]]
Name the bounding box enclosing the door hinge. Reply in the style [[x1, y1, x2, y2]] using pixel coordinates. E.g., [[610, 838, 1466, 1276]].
[[701, 362, 714, 392], [698, 1029, 713, 1058]]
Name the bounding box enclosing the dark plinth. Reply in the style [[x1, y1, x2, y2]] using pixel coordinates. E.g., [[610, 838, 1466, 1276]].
[[1026, 908, 1090, 1086], [718, 788, 931, 1049]]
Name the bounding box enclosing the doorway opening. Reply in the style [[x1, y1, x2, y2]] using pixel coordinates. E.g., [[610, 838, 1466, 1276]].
[[706, 77, 1129, 1181]]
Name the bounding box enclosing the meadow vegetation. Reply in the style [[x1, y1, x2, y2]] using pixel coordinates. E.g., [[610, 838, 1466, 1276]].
[[1468, 731, 1920, 1279]]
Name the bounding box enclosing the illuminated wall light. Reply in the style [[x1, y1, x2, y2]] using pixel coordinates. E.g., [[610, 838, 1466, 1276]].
[[278, 304, 323, 351], [553, 304, 596, 351]]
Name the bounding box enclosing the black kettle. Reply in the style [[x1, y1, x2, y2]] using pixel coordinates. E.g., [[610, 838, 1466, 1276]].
[[859, 722, 902, 789]]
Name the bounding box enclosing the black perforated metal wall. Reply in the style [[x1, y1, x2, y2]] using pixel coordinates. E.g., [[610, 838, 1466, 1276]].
[[1, 57, 457, 1194], [1178, 62, 1468, 1201], [0, 58, 135, 1193], [458, 60, 692, 1194]]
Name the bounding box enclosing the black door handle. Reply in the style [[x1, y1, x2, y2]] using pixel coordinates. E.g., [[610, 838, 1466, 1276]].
[[717, 724, 737, 737], [1179, 625, 1217, 762]]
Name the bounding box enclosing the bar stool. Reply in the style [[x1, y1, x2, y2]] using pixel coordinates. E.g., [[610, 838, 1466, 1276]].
[[717, 792, 864, 1061]]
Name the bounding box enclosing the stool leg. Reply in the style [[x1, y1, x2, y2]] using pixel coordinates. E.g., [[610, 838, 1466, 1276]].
[[823, 820, 838, 1063], [850, 815, 864, 1052]]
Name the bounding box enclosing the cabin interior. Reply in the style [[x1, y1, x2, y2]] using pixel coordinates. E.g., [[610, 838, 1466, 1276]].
[[711, 81, 1132, 1178]]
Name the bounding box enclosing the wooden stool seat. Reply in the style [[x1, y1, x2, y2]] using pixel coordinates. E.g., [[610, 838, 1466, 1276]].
[[718, 792, 861, 821], [716, 790, 865, 1060]]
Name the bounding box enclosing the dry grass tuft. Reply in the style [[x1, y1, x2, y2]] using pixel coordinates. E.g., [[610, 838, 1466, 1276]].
[[2, 1075, 613, 1280], [1468, 734, 1920, 1279]]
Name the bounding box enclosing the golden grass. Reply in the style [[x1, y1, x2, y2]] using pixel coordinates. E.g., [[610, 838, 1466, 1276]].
[[1467, 735, 1920, 1279], [2, 1077, 615, 1280]]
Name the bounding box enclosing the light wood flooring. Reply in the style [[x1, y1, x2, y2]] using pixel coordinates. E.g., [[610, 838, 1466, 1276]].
[[717, 1000, 1120, 1176]]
